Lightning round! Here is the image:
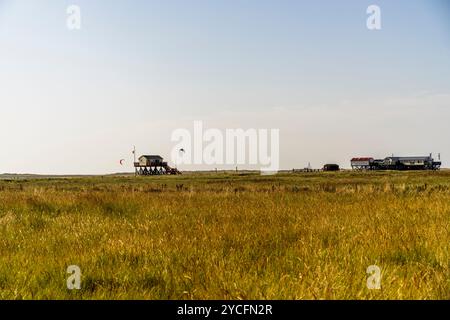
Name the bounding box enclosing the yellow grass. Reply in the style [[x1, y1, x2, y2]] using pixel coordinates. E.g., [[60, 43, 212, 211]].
[[0, 171, 448, 299]]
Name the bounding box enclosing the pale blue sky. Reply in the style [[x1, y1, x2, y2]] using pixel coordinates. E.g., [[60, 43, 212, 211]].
[[0, 0, 449, 173]]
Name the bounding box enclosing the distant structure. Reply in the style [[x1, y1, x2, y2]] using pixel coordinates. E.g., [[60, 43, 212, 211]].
[[323, 164, 340, 171], [351, 155, 441, 171], [134, 155, 180, 175], [299, 162, 313, 172], [350, 157, 374, 170]]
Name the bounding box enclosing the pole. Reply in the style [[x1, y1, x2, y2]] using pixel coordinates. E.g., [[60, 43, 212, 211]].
[[133, 146, 136, 176]]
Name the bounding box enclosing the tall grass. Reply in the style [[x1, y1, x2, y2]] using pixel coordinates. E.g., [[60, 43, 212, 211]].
[[0, 171, 448, 299]]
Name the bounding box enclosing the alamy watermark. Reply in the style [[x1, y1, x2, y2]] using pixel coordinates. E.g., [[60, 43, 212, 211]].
[[65, 5, 379, 31], [367, 5, 381, 30], [67, 265, 81, 290], [67, 5, 81, 30], [366, 265, 381, 289], [171, 121, 280, 174]]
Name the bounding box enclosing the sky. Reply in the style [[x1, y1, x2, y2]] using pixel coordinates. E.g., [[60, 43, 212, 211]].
[[0, 0, 449, 174]]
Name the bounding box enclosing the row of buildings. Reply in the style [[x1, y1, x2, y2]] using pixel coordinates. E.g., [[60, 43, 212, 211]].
[[350, 155, 441, 171], [133, 154, 442, 175]]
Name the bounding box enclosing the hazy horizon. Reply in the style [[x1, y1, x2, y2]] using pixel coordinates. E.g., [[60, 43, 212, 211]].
[[1, 0, 449, 174]]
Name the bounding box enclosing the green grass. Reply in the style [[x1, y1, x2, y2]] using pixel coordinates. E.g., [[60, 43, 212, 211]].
[[0, 171, 449, 299]]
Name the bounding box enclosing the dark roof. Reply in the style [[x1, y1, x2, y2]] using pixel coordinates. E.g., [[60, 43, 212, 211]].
[[351, 157, 373, 161], [385, 156, 432, 161], [140, 155, 163, 159]]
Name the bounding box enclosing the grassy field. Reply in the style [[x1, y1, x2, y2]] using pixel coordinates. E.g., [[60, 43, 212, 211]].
[[0, 171, 448, 299]]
